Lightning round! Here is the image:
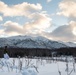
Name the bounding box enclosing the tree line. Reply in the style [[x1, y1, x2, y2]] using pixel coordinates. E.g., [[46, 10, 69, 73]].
[[0, 47, 76, 58]]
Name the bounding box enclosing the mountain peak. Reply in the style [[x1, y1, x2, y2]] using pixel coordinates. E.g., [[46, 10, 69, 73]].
[[0, 35, 76, 49]]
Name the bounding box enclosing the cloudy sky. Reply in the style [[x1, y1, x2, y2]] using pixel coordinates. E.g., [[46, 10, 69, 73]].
[[0, 0, 76, 42]]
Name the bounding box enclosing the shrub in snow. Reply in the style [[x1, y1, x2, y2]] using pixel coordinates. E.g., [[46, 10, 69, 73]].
[[21, 68, 37, 75]]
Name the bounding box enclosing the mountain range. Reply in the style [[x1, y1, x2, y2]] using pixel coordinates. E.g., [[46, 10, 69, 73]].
[[0, 35, 76, 49]]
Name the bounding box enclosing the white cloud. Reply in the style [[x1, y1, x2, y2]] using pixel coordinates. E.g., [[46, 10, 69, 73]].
[[0, 29, 4, 34], [25, 12, 52, 30], [0, 1, 42, 17], [2, 12, 52, 36], [0, 29, 5, 37], [57, 0, 76, 17], [46, 21, 76, 42], [4, 21, 23, 35], [0, 16, 3, 21], [0, 1, 52, 37], [47, 0, 52, 3], [56, 0, 76, 42]]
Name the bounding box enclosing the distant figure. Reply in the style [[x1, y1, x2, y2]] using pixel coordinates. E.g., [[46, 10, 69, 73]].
[[4, 46, 9, 59]]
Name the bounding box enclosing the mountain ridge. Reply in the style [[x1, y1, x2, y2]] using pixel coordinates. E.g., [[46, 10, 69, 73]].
[[0, 35, 76, 49]]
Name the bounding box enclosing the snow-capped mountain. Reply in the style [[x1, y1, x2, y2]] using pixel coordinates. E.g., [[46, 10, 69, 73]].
[[61, 42, 76, 47], [0, 35, 76, 49]]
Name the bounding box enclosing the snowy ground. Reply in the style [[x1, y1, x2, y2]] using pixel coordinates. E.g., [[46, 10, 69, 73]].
[[0, 57, 76, 75]]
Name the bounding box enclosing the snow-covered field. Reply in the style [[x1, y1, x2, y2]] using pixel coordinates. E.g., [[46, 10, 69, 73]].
[[0, 57, 76, 75]]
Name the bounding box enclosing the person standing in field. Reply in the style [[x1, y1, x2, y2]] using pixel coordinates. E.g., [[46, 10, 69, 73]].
[[4, 46, 9, 59]]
